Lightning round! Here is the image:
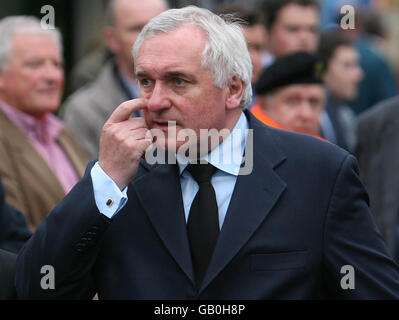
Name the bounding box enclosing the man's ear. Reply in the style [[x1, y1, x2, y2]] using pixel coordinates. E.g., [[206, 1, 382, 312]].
[[104, 26, 119, 55], [225, 75, 245, 110]]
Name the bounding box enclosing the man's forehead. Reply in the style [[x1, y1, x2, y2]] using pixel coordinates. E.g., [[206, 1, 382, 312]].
[[11, 33, 59, 51], [136, 26, 206, 71], [334, 45, 357, 59], [112, 0, 166, 17], [277, 4, 319, 24]]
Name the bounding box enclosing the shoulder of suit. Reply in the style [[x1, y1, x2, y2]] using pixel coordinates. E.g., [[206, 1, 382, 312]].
[[265, 125, 349, 166]]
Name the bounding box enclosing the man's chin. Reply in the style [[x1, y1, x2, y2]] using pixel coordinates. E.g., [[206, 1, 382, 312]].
[[36, 101, 60, 113]]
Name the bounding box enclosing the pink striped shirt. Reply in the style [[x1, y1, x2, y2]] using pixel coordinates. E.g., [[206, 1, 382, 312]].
[[0, 101, 79, 194]]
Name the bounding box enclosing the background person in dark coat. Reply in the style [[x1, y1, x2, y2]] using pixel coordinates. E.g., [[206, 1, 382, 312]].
[[0, 177, 30, 300], [356, 95, 399, 261], [0, 178, 31, 254], [0, 249, 17, 300]]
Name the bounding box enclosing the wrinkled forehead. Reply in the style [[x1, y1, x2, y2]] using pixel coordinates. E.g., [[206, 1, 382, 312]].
[[137, 24, 207, 62]]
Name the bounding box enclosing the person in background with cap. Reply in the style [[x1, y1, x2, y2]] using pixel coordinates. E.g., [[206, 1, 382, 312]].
[[251, 52, 326, 139]]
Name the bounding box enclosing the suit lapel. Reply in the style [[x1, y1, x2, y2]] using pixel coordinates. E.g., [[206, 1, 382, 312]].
[[200, 111, 287, 293], [133, 161, 195, 284]]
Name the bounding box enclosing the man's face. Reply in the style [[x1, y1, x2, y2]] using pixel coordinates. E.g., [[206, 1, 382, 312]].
[[243, 23, 267, 84], [268, 3, 319, 57], [109, 0, 167, 75], [323, 45, 363, 101], [0, 33, 64, 117], [263, 84, 325, 136], [136, 25, 242, 152]]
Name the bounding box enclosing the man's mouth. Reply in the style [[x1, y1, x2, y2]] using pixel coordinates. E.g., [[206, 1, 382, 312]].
[[37, 88, 60, 95], [152, 120, 177, 129]]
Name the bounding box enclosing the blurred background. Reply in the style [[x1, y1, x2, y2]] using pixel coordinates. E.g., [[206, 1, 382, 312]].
[[1, 0, 399, 99]]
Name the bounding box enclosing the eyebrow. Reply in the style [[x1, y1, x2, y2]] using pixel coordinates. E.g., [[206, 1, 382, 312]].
[[164, 71, 189, 79], [136, 71, 194, 81], [136, 71, 148, 78]]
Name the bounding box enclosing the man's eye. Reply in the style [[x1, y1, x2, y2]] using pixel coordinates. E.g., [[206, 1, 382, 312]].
[[310, 26, 319, 34], [140, 79, 152, 86], [286, 26, 299, 33], [25, 61, 42, 68], [174, 78, 186, 86], [286, 96, 300, 105]]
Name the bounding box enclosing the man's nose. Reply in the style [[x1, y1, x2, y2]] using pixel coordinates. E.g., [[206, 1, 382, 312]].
[[42, 62, 63, 83], [356, 67, 364, 82], [299, 30, 314, 47], [146, 81, 172, 111], [299, 102, 314, 121]]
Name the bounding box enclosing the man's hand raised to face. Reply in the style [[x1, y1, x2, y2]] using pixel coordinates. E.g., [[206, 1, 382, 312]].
[[98, 99, 153, 190]]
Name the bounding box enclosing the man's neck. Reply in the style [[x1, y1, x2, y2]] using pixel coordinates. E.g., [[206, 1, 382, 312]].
[[0, 98, 47, 120]]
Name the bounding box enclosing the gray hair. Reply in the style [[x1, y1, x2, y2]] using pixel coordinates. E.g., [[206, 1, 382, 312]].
[[0, 16, 62, 71], [132, 6, 253, 108]]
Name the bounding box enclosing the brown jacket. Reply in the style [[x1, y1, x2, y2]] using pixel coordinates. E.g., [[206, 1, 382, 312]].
[[0, 110, 89, 230]]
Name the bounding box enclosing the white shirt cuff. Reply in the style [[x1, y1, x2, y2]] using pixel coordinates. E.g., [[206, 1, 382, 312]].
[[90, 162, 128, 219]]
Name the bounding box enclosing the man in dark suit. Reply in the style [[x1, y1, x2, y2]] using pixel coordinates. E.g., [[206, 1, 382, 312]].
[[15, 6, 399, 299], [356, 95, 399, 261], [0, 176, 30, 300], [0, 249, 17, 299], [0, 179, 31, 254]]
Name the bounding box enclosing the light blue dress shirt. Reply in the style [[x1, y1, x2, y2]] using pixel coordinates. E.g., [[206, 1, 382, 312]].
[[91, 112, 249, 227]]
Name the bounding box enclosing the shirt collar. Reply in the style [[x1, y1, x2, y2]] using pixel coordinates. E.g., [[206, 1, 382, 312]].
[[177, 112, 249, 176], [0, 100, 63, 143]]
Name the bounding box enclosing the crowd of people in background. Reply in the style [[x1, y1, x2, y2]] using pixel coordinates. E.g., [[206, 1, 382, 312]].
[[1, 0, 399, 299]]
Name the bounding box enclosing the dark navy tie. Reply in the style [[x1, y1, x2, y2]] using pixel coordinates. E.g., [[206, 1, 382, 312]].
[[186, 163, 219, 287]]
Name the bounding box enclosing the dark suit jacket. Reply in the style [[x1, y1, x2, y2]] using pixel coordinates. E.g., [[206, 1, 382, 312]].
[[0, 179, 31, 253], [356, 96, 399, 258], [15, 111, 399, 299], [0, 249, 17, 299]]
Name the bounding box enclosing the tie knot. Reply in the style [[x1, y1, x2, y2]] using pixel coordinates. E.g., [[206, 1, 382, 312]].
[[187, 163, 217, 184]]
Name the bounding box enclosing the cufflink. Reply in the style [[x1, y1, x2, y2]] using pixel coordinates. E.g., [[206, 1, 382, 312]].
[[106, 199, 114, 207]]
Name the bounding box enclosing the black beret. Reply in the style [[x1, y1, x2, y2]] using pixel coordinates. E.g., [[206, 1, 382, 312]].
[[255, 52, 325, 95]]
